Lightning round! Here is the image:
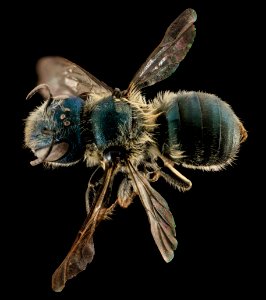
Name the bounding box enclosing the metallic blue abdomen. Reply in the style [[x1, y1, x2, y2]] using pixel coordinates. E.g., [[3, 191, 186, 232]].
[[159, 92, 243, 168]]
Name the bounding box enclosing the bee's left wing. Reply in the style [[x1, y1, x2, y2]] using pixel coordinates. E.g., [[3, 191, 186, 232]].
[[127, 8, 197, 95], [127, 162, 177, 262], [51, 165, 116, 292], [36, 56, 113, 98]]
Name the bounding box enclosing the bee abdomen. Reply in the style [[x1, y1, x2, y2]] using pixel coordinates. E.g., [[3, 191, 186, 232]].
[[157, 91, 247, 170]]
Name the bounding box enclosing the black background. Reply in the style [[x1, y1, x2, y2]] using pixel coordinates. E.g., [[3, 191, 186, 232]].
[[4, 0, 261, 298]]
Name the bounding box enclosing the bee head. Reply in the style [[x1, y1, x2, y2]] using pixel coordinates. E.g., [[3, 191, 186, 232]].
[[25, 95, 85, 167]]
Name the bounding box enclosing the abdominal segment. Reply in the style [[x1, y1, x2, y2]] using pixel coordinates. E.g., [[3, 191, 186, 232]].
[[155, 91, 247, 170]]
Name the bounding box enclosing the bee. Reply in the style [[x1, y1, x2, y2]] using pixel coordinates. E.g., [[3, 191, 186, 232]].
[[24, 8, 247, 292]]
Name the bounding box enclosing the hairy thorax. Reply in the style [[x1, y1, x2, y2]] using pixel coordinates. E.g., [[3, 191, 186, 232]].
[[82, 91, 158, 168]]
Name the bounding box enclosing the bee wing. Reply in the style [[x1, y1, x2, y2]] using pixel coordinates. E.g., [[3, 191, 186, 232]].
[[127, 8, 197, 94], [127, 162, 177, 262], [51, 166, 115, 292], [36, 56, 113, 98]]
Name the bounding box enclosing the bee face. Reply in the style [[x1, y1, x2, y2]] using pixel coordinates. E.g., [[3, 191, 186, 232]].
[[24, 96, 85, 166]]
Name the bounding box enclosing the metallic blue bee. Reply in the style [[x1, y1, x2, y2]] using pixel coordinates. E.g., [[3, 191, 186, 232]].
[[24, 8, 247, 292]]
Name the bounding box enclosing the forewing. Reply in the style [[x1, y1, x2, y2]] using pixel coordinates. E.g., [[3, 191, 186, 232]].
[[128, 162, 177, 262], [52, 166, 115, 292], [128, 8, 197, 93], [37, 56, 112, 98]]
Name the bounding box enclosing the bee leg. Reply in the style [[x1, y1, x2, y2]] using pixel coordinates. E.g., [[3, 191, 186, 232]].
[[158, 155, 192, 192], [85, 167, 104, 214], [146, 171, 161, 182], [117, 177, 136, 208], [98, 200, 119, 220], [118, 192, 137, 208], [141, 160, 161, 182]]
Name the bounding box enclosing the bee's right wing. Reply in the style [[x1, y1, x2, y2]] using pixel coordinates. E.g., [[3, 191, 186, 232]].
[[36, 56, 113, 98], [127, 162, 177, 262], [127, 8, 197, 94]]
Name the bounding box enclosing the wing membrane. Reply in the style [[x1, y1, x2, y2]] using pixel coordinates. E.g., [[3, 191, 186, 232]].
[[127, 162, 177, 262], [128, 8, 197, 93], [52, 166, 115, 292], [37, 56, 112, 98]]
